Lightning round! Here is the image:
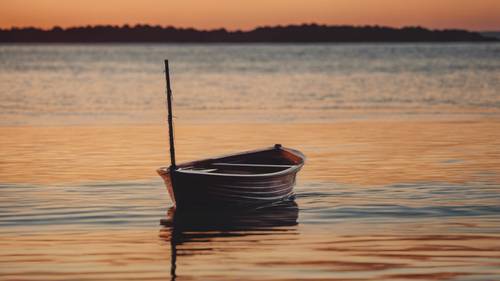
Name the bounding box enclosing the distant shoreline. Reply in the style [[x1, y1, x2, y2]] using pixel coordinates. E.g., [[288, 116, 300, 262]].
[[1, 24, 497, 43]]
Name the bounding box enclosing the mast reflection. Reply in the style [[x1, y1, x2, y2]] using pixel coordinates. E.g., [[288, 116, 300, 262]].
[[159, 201, 299, 280]]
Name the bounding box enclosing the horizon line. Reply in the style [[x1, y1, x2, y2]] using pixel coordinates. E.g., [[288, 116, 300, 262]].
[[2, 23, 498, 33]]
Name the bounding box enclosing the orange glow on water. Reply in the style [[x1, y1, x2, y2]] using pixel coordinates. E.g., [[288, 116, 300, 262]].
[[0, 0, 499, 31], [1, 120, 500, 186]]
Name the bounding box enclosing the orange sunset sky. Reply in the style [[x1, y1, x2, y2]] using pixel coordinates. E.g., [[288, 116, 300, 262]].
[[0, 0, 499, 31]]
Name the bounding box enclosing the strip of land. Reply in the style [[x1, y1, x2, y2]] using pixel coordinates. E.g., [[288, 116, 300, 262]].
[[0, 24, 497, 43]]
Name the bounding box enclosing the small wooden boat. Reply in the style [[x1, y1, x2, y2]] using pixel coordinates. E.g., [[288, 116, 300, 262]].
[[157, 60, 305, 209], [157, 144, 304, 209]]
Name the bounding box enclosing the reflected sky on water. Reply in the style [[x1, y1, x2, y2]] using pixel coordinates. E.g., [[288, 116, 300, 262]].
[[1, 43, 500, 280]]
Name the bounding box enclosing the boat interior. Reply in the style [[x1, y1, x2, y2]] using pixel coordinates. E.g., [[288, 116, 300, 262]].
[[178, 147, 303, 175]]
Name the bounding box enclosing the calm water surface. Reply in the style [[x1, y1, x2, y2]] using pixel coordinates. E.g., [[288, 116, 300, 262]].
[[1, 44, 500, 280]]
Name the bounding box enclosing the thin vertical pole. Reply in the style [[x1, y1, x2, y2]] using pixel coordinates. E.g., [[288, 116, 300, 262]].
[[164, 60, 176, 169]]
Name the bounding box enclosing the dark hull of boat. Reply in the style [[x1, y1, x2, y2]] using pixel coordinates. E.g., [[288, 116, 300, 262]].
[[170, 168, 297, 209], [158, 145, 304, 210]]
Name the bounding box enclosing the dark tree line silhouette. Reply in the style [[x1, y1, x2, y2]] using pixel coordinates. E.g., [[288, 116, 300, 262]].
[[0, 24, 496, 43]]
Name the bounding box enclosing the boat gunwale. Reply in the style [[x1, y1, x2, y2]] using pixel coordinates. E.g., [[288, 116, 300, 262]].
[[158, 146, 305, 178]]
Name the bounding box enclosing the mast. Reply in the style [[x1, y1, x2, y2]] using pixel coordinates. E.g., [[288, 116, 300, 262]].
[[164, 60, 176, 169]]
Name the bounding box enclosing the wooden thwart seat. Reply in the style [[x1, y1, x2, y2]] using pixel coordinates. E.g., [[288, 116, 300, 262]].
[[211, 163, 294, 168]]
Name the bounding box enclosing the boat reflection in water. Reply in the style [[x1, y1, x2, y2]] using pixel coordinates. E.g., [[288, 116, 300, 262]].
[[159, 200, 299, 280]]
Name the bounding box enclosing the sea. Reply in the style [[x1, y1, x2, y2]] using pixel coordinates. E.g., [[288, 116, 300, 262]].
[[1, 43, 500, 280]]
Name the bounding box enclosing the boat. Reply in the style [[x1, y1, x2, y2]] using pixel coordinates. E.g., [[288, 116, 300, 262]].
[[157, 60, 305, 210], [157, 144, 305, 209]]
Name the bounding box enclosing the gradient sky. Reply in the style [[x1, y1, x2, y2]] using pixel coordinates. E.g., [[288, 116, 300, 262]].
[[0, 0, 499, 31]]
